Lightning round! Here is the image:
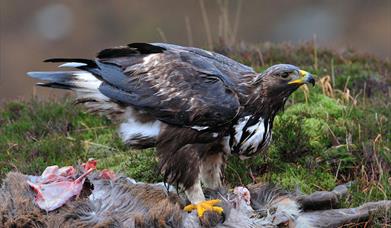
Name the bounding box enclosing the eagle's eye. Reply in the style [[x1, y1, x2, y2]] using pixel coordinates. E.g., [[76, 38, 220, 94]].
[[280, 72, 290, 78]]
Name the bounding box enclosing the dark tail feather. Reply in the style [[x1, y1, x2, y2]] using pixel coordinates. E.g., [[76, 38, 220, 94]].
[[44, 58, 102, 79], [44, 58, 98, 68], [36, 82, 72, 90]]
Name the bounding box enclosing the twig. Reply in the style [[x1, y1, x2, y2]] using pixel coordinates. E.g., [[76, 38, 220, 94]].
[[313, 34, 318, 71], [156, 27, 167, 43], [227, 164, 243, 185], [33, 86, 37, 98], [199, 0, 213, 50], [327, 124, 341, 146], [256, 48, 265, 67], [343, 76, 351, 92], [363, 82, 366, 105], [335, 160, 341, 181], [249, 168, 256, 184], [72, 126, 110, 132], [231, 0, 242, 46], [185, 16, 193, 46], [330, 58, 335, 87], [373, 134, 384, 182], [218, 14, 223, 40]]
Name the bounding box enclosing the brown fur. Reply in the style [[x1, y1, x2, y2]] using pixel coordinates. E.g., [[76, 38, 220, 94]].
[[0, 172, 186, 228], [0, 173, 48, 227], [2, 171, 389, 228], [49, 176, 185, 227]]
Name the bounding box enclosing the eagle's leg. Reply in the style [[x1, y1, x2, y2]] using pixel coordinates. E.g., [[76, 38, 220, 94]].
[[200, 153, 224, 189], [185, 178, 205, 203], [184, 153, 224, 218]]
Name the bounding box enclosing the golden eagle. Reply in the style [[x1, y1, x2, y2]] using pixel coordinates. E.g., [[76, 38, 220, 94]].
[[27, 43, 314, 218]]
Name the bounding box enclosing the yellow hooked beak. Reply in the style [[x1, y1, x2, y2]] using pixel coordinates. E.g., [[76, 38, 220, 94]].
[[288, 70, 315, 86]]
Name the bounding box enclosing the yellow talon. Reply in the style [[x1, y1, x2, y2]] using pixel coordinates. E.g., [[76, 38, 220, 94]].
[[184, 199, 223, 217]]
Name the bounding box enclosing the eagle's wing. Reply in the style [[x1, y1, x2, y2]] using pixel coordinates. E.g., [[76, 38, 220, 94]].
[[151, 43, 255, 77], [90, 43, 254, 128]]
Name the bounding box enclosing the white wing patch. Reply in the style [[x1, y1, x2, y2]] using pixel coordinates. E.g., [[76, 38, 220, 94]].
[[73, 72, 103, 91], [191, 126, 209, 131], [142, 54, 160, 66], [70, 72, 110, 103], [119, 119, 161, 142], [119, 109, 161, 143], [240, 118, 265, 152], [233, 115, 251, 145], [230, 115, 271, 157]]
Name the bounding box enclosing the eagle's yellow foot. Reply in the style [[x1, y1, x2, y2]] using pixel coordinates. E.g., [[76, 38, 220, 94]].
[[184, 199, 223, 217]]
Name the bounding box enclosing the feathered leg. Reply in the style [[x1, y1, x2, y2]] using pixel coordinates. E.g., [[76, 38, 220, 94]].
[[184, 153, 224, 218], [156, 126, 224, 218], [184, 178, 205, 204], [200, 153, 224, 189]]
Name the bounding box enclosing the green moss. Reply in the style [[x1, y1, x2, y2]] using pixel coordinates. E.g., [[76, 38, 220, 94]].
[[97, 149, 160, 182], [225, 155, 266, 186], [270, 165, 336, 193], [269, 93, 346, 164], [0, 99, 116, 178], [0, 98, 161, 182]]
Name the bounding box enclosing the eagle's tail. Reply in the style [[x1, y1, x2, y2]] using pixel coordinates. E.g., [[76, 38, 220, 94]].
[[27, 59, 126, 121], [27, 58, 160, 149], [27, 71, 99, 91]]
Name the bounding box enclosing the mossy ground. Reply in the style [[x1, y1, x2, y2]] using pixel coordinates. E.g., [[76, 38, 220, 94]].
[[1, 42, 390, 226]]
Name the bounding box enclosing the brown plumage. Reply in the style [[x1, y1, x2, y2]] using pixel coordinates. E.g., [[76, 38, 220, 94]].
[[27, 43, 315, 210]]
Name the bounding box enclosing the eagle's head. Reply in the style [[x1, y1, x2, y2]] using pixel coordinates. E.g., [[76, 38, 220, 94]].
[[256, 64, 315, 98], [252, 64, 315, 114]]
